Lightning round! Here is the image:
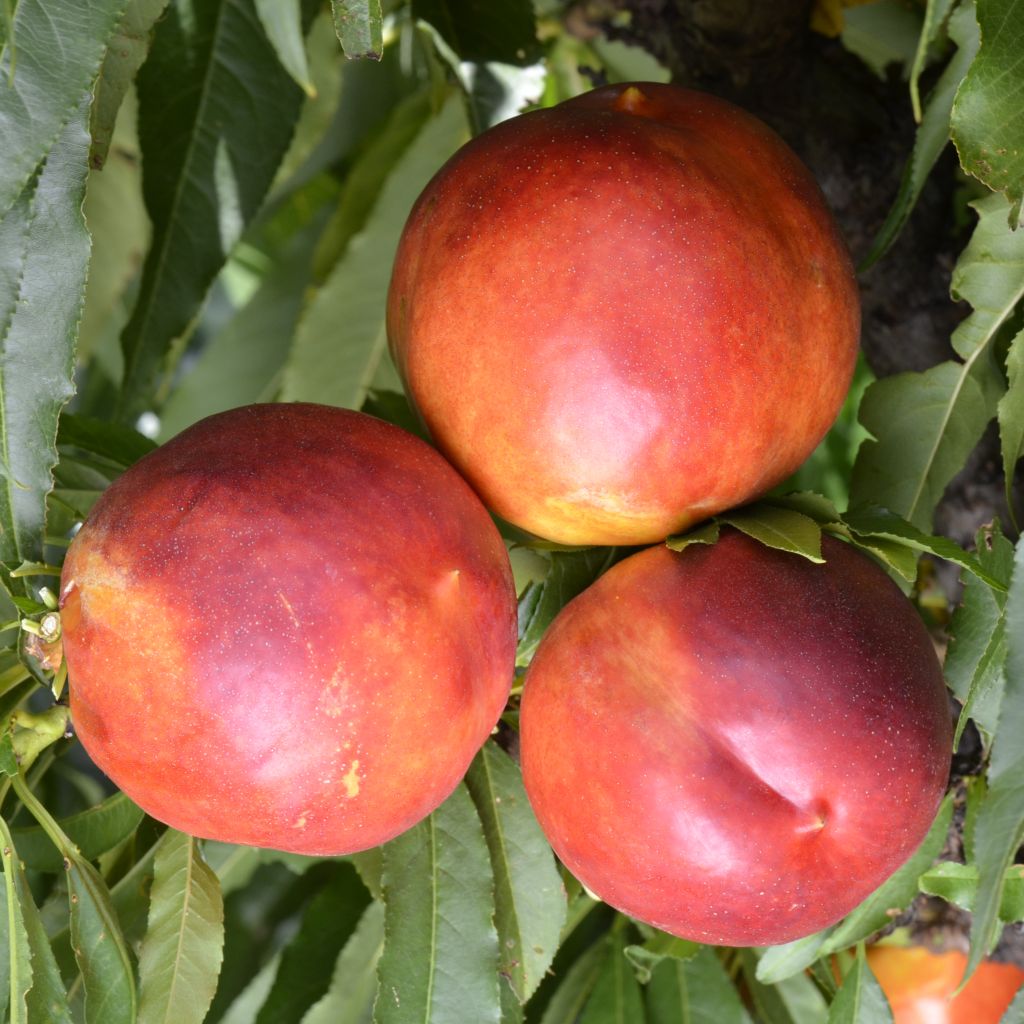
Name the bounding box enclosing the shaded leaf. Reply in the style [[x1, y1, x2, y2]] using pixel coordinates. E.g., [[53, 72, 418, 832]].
[[623, 928, 698, 985], [301, 900, 385, 1024], [951, 0, 1024, 224], [827, 948, 893, 1024], [0, 104, 91, 583], [90, 0, 171, 167], [738, 948, 800, 1024], [374, 783, 500, 1024], [11, 792, 145, 873], [851, 193, 1024, 530], [282, 92, 468, 409], [118, 0, 309, 418], [968, 537, 1024, 976], [999, 329, 1024, 527], [861, 2, 979, 269], [331, 0, 382, 59], [465, 741, 566, 1003], [137, 830, 224, 1024], [757, 932, 828, 985], [579, 933, 644, 1024], [909, 0, 957, 120], [256, 0, 314, 94], [538, 940, 606, 1024], [412, 0, 540, 65], [0, 0, 126, 218], [58, 415, 156, 468], [647, 947, 752, 1024], [256, 862, 370, 1024]]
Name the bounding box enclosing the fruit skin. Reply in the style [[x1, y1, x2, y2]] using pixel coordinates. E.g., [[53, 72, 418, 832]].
[[60, 404, 516, 855], [388, 81, 860, 546], [519, 531, 951, 945], [866, 945, 1024, 1023]]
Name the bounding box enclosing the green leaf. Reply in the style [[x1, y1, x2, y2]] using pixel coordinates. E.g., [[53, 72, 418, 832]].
[[0, 0, 127, 218], [622, 929, 698, 984], [0, 104, 91, 581], [999, 328, 1024, 527], [947, 522, 1016, 744], [58, 414, 157, 468], [852, 192, 1024, 530], [219, 953, 280, 1024], [665, 520, 721, 552], [822, 793, 954, 955], [826, 948, 893, 1024], [516, 547, 620, 668], [374, 783, 500, 1024], [11, 792, 145, 873], [1000, 981, 1024, 1023], [579, 933, 644, 1024], [968, 537, 1024, 976], [764, 492, 843, 525], [738, 948, 799, 1024], [860, 2, 979, 269], [647, 947, 752, 1024], [841, 505, 1006, 592], [464, 741, 566, 1004], [331, 0, 382, 59], [920, 861, 1024, 921], [909, 0, 957, 121], [756, 933, 828, 986], [137, 830, 224, 1024], [281, 92, 468, 409], [90, 0, 171, 168], [117, 0, 309, 419], [538, 940, 606, 1024], [256, 0, 314, 95], [716, 505, 824, 562], [256, 863, 370, 1024], [951, 0, 1024, 225], [67, 854, 138, 1024], [301, 900, 385, 1024], [411, 0, 540, 65]]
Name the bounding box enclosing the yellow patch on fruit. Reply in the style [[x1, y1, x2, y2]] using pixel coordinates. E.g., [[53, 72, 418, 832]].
[[342, 760, 361, 798]]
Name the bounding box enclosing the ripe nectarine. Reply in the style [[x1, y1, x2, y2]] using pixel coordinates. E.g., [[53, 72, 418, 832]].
[[388, 82, 860, 545], [520, 531, 951, 945], [60, 404, 517, 854]]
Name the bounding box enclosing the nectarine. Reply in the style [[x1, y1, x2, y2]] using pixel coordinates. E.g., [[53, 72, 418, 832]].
[[388, 82, 860, 545], [60, 404, 516, 854], [520, 531, 951, 945], [867, 945, 1024, 1023]]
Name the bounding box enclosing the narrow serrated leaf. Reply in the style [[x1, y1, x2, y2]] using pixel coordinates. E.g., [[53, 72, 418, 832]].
[[331, 0, 382, 59], [822, 793, 954, 955], [738, 948, 799, 1024], [665, 520, 721, 552], [256, 863, 369, 1024], [374, 783, 500, 1024], [757, 932, 828, 985], [968, 538, 1024, 977], [827, 949, 893, 1024], [0, 0, 127, 218], [301, 900, 385, 1024], [647, 947, 752, 1024], [281, 92, 468, 409], [919, 861, 1024, 921], [0, 103, 91, 583], [90, 0, 171, 167], [579, 933, 644, 1024], [951, 0, 1024, 224], [909, 0, 957, 120], [999, 329, 1024, 526], [852, 192, 1024, 529], [717, 505, 824, 562], [256, 0, 314, 94], [623, 928, 698, 984], [137, 829, 224, 1024], [465, 741, 566, 1003], [67, 854, 137, 1024], [861, 2, 978, 269], [539, 941, 605, 1024], [118, 0, 309, 418]]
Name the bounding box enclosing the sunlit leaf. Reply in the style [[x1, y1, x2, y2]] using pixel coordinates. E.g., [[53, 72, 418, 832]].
[[256, 0, 314, 94], [827, 948, 893, 1024], [716, 505, 824, 563], [331, 0, 382, 59]]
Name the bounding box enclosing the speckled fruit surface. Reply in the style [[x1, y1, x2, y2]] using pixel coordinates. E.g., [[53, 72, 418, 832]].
[[867, 946, 1024, 1023], [388, 82, 860, 546], [520, 532, 951, 945], [60, 404, 517, 855]]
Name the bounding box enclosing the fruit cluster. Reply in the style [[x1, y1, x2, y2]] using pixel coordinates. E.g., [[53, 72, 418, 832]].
[[60, 83, 951, 948]]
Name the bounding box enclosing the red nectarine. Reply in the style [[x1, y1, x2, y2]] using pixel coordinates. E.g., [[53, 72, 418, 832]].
[[520, 531, 951, 945], [60, 404, 517, 855], [388, 82, 860, 545]]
